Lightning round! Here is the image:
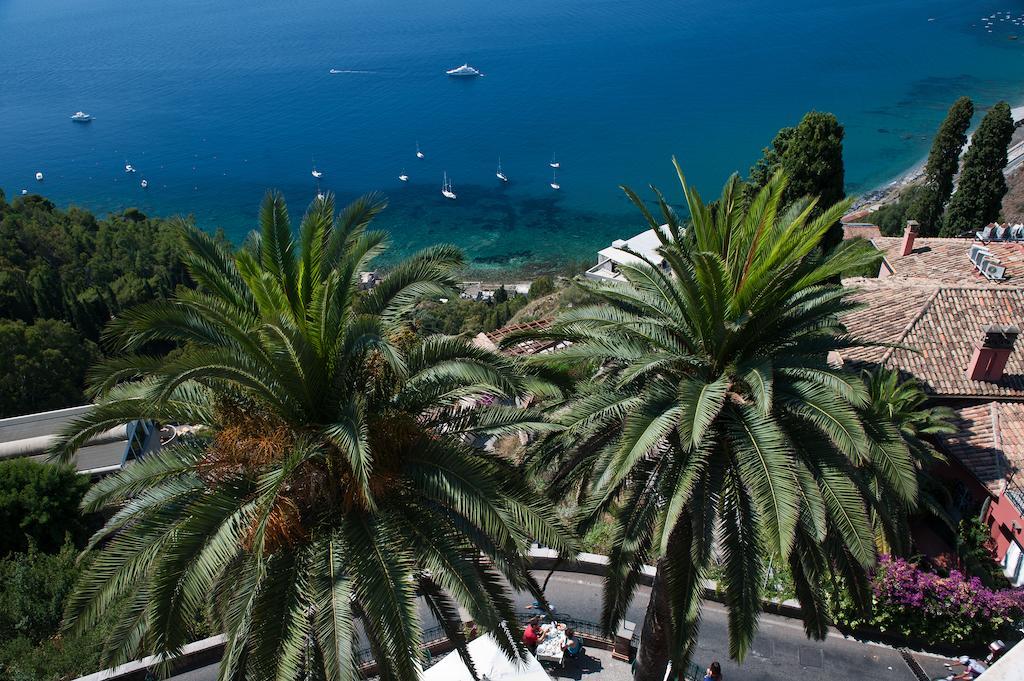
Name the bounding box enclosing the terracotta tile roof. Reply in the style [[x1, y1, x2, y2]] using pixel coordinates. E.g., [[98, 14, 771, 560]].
[[872, 236, 1024, 286], [842, 223, 882, 240], [839, 279, 1024, 399], [473, 318, 562, 356], [938, 402, 1024, 494], [840, 280, 938, 365], [841, 209, 874, 224]]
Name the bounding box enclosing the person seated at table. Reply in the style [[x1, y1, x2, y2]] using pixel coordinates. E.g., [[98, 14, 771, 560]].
[[561, 628, 584, 659], [522, 616, 542, 652]]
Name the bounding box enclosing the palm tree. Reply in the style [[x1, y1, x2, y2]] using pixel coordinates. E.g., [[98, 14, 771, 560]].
[[858, 367, 956, 555], [514, 164, 915, 681], [51, 192, 574, 680]]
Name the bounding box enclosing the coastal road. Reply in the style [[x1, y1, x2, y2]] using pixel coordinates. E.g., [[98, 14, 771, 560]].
[[168, 569, 940, 681], [533, 571, 920, 681]]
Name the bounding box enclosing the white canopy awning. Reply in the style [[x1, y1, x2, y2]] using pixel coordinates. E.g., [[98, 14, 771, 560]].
[[422, 634, 551, 681]]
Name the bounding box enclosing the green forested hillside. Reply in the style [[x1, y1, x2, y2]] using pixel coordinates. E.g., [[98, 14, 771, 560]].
[[0, 191, 196, 416]]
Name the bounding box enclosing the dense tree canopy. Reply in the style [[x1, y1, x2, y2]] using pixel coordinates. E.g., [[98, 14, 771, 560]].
[[0, 194, 196, 416], [943, 101, 1015, 236], [907, 97, 974, 235], [0, 459, 90, 556], [0, 319, 100, 417], [748, 111, 846, 249], [0, 195, 191, 337]]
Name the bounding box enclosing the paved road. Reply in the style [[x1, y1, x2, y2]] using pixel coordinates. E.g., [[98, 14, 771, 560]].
[[169, 569, 947, 681], [0, 405, 128, 473], [533, 571, 920, 681]]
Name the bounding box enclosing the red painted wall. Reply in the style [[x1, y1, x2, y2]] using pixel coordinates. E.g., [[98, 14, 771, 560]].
[[984, 493, 1024, 561]]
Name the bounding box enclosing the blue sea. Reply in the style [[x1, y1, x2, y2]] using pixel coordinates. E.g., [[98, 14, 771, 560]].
[[3, 0, 1024, 274]]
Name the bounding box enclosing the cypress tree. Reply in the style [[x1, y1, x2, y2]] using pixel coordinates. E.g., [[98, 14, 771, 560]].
[[907, 97, 973, 235], [942, 101, 1015, 237]]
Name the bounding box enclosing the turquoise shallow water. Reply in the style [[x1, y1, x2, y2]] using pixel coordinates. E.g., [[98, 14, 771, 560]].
[[3, 0, 1024, 273]]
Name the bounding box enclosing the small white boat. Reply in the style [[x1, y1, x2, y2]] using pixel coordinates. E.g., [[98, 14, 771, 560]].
[[416, 142, 425, 159], [550, 169, 560, 190], [549, 153, 560, 169], [446, 63, 482, 77], [140, 179, 148, 188], [312, 168, 323, 179], [71, 111, 93, 122], [399, 170, 409, 182], [317, 191, 326, 201], [35, 171, 43, 181], [125, 163, 136, 173], [20, 189, 28, 195], [496, 157, 508, 183], [441, 172, 457, 200]]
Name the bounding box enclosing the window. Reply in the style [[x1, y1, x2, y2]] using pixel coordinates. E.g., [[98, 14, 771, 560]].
[[1004, 540, 1024, 586]]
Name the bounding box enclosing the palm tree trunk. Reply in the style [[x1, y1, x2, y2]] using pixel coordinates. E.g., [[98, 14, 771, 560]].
[[633, 556, 672, 681]]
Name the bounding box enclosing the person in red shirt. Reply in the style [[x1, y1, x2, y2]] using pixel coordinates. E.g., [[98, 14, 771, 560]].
[[522, 616, 541, 652]]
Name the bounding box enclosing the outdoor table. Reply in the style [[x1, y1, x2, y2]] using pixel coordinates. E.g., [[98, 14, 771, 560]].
[[535, 624, 566, 665]]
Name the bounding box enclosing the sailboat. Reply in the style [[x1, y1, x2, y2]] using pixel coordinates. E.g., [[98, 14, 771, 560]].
[[496, 157, 508, 183], [416, 142, 425, 159], [399, 169, 409, 182], [549, 153, 560, 169], [550, 169, 560, 191], [441, 172, 457, 200]]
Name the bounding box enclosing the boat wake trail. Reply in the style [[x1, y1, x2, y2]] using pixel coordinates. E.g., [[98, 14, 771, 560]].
[[329, 68, 376, 74]]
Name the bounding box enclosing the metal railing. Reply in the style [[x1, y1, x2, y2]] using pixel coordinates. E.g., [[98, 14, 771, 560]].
[[1006, 477, 1024, 515], [354, 624, 448, 669]]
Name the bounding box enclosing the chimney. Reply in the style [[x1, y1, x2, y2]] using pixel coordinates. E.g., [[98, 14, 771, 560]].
[[967, 324, 1020, 382], [900, 220, 919, 256]]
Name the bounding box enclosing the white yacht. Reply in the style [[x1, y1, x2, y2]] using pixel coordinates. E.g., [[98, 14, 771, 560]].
[[125, 163, 136, 173], [311, 168, 323, 179], [416, 142, 425, 159], [71, 111, 93, 122], [441, 172, 457, 200], [399, 170, 409, 182], [549, 154, 560, 169], [140, 179, 149, 188], [446, 63, 482, 77], [550, 169, 560, 190], [35, 172, 43, 181], [496, 158, 508, 183]]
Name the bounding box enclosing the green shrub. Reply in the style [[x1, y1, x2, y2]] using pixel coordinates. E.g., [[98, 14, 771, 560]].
[[0, 542, 79, 643], [0, 543, 108, 681], [528, 276, 555, 299], [0, 459, 90, 556]]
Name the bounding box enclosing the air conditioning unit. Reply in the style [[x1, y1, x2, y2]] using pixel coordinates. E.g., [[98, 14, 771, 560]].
[[970, 245, 991, 266], [996, 225, 1010, 240], [983, 261, 1007, 281], [1012, 225, 1024, 241], [977, 226, 996, 241]]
